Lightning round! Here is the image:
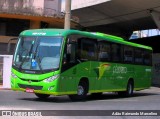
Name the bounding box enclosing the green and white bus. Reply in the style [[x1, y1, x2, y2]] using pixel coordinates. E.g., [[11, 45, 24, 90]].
[[11, 29, 152, 101]]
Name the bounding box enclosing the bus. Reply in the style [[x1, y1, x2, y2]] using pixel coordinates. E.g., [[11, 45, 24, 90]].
[[11, 29, 152, 101]]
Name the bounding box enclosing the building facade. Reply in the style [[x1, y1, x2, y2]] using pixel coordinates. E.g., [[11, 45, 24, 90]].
[[0, 0, 63, 55]]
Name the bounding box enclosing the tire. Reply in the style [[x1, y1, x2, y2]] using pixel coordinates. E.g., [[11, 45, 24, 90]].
[[118, 81, 134, 97], [35, 93, 50, 99], [126, 81, 134, 96], [69, 81, 88, 101]]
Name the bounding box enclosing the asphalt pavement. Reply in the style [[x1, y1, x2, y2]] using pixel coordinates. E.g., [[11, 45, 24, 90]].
[[0, 86, 160, 119]]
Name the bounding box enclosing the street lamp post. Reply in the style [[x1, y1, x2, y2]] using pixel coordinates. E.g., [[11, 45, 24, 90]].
[[64, 0, 71, 29]]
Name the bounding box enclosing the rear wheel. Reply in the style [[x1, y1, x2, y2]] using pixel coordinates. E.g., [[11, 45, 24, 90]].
[[118, 80, 134, 97], [69, 81, 88, 101], [35, 93, 50, 99], [127, 81, 134, 96]]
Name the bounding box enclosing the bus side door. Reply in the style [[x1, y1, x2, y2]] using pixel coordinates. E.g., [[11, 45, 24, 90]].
[[78, 38, 99, 91], [60, 37, 78, 93]]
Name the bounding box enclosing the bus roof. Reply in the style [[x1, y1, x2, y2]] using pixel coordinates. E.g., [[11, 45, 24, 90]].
[[20, 29, 152, 50]]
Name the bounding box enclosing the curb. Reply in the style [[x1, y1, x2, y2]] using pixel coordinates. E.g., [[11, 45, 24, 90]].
[[0, 85, 11, 90], [0, 88, 11, 90], [0, 86, 159, 91]]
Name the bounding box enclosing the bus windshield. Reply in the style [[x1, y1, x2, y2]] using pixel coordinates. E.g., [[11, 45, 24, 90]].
[[13, 36, 63, 73]]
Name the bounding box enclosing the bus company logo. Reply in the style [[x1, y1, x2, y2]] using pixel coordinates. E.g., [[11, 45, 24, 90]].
[[113, 66, 127, 74], [101, 64, 110, 68], [98, 63, 111, 80]]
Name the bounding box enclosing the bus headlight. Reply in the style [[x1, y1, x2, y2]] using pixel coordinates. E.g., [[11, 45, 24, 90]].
[[11, 73, 17, 78], [44, 75, 59, 82]]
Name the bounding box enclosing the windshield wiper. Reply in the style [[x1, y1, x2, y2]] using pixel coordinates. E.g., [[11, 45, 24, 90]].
[[33, 39, 44, 74], [35, 55, 44, 74]]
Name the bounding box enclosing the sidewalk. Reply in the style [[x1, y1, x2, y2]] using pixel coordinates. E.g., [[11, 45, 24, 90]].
[[142, 86, 160, 93]]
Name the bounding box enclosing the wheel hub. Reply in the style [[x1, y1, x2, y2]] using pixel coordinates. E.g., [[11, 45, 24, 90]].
[[77, 85, 84, 95], [128, 84, 132, 94]]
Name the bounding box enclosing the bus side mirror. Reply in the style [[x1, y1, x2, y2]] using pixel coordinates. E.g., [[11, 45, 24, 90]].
[[7, 38, 17, 54]]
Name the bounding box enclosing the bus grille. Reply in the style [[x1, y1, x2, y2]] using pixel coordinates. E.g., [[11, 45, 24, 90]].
[[18, 84, 43, 90], [20, 78, 42, 82]]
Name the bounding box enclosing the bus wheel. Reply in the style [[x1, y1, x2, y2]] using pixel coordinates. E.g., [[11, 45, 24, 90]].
[[118, 81, 134, 97], [35, 93, 50, 99], [69, 81, 88, 101], [127, 81, 134, 96]]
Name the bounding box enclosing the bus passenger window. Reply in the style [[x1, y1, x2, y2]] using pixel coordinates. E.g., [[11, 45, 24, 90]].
[[80, 38, 97, 61], [134, 49, 143, 64], [143, 51, 152, 65], [112, 44, 121, 62], [124, 46, 133, 63], [98, 42, 110, 62]]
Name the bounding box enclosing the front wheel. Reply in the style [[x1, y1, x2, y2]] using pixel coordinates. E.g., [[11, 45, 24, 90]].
[[69, 81, 88, 101], [35, 93, 50, 99]]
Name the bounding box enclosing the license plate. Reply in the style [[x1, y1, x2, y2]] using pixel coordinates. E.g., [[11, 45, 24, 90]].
[[26, 88, 34, 93]]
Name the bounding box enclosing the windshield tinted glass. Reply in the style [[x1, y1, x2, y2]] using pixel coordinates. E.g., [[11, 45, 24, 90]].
[[13, 36, 62, 72]]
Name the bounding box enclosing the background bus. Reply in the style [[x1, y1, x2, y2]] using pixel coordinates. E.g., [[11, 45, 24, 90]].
[[11, 29, 152, 101]]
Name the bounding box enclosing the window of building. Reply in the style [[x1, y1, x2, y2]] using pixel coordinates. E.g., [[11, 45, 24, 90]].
[[6, 19, 29, 36]]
